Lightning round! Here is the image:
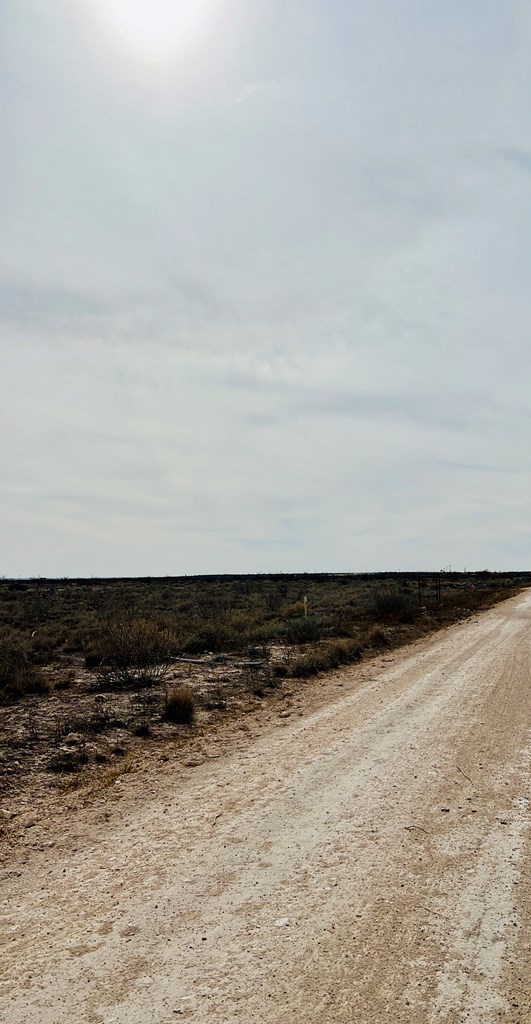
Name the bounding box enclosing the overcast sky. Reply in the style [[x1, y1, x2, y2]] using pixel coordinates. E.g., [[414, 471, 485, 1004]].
[[2, 0, 531, 577]]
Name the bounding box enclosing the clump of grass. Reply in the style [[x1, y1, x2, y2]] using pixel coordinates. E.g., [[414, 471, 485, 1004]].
[[85, 759, 135, 796], [289, 650, 327, 678], [0, 635, 49, 704], [366, 626, 390, 648], [281, 601, 307, 619], [163, 684, 196, 725], [328, 638, 363, 665], [290, 639, 362, 678]]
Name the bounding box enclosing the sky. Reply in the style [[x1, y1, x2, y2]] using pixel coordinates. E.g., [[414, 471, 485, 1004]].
[[1, 0, 531, 577]]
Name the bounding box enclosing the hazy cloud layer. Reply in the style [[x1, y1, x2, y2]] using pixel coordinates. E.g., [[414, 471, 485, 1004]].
[[2, 0, 531, 575]]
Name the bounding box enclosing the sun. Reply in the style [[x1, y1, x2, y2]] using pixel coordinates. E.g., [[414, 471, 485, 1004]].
[[89, 0, 215, 62]]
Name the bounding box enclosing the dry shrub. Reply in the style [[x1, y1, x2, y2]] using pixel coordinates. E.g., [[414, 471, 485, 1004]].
[[290, 639, 362, 678], [284, 616, 321, 643], [369, 588, 416, 623], [0, 635, 48, 704], [182, 610, 257, 654], [85, 618, 176, 689], [163, 684, 196, 725], [366, 626, 390, 648]]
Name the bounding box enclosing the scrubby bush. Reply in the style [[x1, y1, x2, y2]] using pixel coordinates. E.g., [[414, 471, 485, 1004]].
[[182, 622, 235, 654], [85, 618, 176, 689], [163, 684, 196, 725], [289, 639, 362, 678], [366, 626, 390, 648], [0, 635, 48, 704], [369, 588, 416, 623], [328, 638, 363, 665], [182, 611, 255, 654], [285, 616, 321, 644]]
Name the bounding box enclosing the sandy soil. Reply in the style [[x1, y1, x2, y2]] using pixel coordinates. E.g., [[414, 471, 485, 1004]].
[[1, 591, 530, 1024]]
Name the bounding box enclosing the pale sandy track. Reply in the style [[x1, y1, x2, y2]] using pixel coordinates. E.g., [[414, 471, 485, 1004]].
[[1, 592, 531, 1024]]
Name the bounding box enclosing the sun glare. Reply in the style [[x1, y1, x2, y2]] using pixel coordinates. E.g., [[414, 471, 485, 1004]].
[[90, 0, 215, 62]]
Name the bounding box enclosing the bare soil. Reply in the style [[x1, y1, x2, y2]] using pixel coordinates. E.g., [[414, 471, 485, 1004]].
[[1, 591, 530, 1023]]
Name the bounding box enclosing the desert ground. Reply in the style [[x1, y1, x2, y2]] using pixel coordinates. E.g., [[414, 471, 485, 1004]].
[[1, 589, 530, 1023]]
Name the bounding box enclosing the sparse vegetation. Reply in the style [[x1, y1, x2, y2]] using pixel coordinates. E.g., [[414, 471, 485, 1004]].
[[0, 571, 526, 797]]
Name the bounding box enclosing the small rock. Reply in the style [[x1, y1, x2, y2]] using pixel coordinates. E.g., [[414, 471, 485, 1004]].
[[278, 711, 291, 719], [274, 918, 290, 927], [440, 808, 450, 813]]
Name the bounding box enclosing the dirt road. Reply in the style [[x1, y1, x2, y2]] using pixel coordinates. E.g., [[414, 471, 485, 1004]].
[[1, 592, 530, 1023]]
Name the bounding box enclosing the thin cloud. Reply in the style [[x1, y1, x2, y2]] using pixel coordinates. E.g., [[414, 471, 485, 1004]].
[[1, 1, 531, 573]]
